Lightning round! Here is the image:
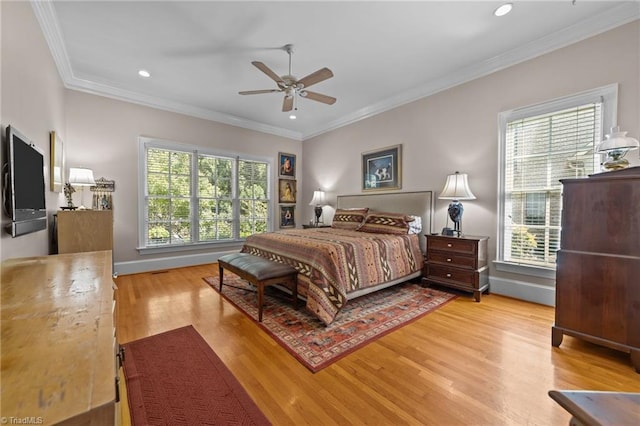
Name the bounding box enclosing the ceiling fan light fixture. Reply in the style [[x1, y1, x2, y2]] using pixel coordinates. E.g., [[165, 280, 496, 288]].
[[494, 3, 513, 17]]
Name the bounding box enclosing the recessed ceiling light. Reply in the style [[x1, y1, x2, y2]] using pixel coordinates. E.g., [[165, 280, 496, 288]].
[[138, 70, 151, 78], [494, 3, 513, 17], [289, 114, 297, 120]]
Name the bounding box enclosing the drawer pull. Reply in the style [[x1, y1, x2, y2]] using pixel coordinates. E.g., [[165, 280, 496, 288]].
[[447, 243, 452, 247], [446, 258, 452, 262], [446, 273, 452, 278]]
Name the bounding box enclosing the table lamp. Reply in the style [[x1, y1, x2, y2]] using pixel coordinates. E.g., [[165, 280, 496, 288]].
[[309, 189, 326, 226], [438, 171, 476, 237]]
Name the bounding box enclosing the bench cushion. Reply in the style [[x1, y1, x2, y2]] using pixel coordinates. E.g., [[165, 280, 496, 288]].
[[218, 253, 296, 281]]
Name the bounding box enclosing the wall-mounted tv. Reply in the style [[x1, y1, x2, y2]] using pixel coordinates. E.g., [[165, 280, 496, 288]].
[[3, 125, 47, 237]]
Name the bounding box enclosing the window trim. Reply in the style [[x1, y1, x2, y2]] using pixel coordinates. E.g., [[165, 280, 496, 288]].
[[495, 84, 618, 277], [137, 136, 273, 254]]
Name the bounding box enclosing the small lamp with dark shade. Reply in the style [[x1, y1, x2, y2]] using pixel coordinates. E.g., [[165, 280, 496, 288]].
[[438, 171, 476, 237], [309, 189, 326, 226]]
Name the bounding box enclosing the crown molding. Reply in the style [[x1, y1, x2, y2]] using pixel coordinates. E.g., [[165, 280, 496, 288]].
[[302, 3, 639, 140], [32, 1, 639, 142]]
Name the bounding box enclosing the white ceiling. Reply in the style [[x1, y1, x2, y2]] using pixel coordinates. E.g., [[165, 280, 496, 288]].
[[33, 1, 639, 141]]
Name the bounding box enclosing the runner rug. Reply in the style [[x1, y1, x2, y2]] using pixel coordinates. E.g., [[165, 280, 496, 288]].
[[203, 273, 456, 373], [122, 325, 270, 425]]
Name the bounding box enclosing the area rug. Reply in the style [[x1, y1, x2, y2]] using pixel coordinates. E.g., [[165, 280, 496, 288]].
[[122, 325, 270, 425], [203, 274, 456, 372]]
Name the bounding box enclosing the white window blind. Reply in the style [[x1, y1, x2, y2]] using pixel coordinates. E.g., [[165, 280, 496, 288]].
[[142, 140, 270, 249], [502, 103, 601, 269]]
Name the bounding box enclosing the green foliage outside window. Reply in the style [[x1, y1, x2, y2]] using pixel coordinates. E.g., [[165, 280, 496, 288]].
[[145, 145, 270, 247]]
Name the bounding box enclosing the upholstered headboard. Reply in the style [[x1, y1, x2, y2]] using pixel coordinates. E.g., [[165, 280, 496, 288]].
[[336, 191, 434, 250]]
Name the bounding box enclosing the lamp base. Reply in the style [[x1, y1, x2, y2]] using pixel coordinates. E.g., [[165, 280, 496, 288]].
[[314, 206, 323, 225]]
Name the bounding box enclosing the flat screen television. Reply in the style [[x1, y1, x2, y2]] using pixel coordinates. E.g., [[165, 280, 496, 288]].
[[3, 125, 47, 237]]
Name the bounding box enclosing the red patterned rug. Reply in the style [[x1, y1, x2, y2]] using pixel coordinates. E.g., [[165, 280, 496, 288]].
[[123, 325, 270, 425], [203, 273, 456, 372]]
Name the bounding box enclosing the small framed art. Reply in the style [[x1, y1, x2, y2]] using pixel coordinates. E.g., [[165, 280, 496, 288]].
[[50, 131, 64, 193], [278, 152, 296, 178], [361, 144, 402, 191], [279, 205, 296, 228], [278, 179, 297, 203]]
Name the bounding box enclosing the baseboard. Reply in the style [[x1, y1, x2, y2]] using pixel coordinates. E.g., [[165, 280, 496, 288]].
[[489, 276, 555, 306], [115, 251, 239, 276]]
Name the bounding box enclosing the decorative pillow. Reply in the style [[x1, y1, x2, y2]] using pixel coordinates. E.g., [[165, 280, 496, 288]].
[[408, 215, 422, 234], [331, 208, 369, 230], [357, 212, 414, 234]]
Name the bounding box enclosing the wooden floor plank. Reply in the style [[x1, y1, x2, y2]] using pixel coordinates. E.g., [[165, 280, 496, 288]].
[[115, 264, 640, 425]]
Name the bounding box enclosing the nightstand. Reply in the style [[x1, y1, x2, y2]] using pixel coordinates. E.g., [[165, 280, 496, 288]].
[[302, 224, 331, 229], [424, 234, 489, 301]]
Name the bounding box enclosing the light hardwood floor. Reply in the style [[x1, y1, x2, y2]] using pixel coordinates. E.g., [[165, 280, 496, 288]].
[[115, 264, 640, 425]]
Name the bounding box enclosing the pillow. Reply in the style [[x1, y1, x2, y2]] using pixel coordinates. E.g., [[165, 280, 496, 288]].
[[408, 215, 422, 234], [331, 208, 369, 230], [357, 212, 414, 234]]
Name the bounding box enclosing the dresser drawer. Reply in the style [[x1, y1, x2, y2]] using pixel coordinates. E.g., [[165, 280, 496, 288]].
[[427, 252, 476, 269], [427, 265, 476, 287], [428, 237, 477, 255]]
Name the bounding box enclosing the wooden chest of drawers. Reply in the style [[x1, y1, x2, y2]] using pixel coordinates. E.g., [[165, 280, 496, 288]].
[[423, 234, 489, 301]]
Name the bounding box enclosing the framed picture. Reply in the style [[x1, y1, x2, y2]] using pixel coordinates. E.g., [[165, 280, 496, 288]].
[[278, 179, 297, 203], [361, 144, 402, 191], [50, 131, 65, 193], [279, 205, 296, 228], [278, 152, 296, 178]]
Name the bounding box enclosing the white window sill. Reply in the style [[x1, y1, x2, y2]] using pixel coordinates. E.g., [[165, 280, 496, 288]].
[[493, 260, 556, 279], [137, 239, 245, 255]]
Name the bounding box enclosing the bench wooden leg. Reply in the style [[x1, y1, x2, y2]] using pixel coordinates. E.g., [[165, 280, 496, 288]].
[[257, 281, 265, 322], [218, 263, 224, 292]]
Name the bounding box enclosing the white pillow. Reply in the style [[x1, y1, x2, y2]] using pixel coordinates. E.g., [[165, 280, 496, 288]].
[[408, 216, 422, 234]]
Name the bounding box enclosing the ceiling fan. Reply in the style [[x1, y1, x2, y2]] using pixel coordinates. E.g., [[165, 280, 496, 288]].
[[239, 44, 336, 113]]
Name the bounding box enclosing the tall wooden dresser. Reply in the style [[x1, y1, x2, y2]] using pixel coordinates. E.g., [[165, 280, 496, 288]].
[[552, 166, 640, 372]]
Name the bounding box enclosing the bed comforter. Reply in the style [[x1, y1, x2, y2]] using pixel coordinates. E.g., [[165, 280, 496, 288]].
[[241, 227, 423, 324]]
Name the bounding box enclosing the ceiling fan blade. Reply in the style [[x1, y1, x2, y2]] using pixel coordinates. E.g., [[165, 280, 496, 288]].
[[282, 96, 293, 112], [301, 90, 336, 105], [296, 67, 333, 89], [239, 89, 280, 95], [252, 61, 284, 85]]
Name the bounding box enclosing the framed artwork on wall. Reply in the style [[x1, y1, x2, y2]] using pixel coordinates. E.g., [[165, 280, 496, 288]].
[[361, 144, 402, 191], [278, 179, 297, 203], [50, 131, 65, 193], [279, 205, 296, 228], [278, 152, 296, 178]]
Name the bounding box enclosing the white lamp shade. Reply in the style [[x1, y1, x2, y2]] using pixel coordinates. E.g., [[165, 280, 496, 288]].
[[439, 172, 476, 200], [68, 167, 96, 186], [309, 190, 326, 206], [597, 127, 640, 153]]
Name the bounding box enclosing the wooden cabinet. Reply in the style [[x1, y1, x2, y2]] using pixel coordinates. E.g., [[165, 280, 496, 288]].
[[57, 210, 113, 253], [552, 166, 640, 373], [1, 251, 119, 424], [424, 234, 489, 301]]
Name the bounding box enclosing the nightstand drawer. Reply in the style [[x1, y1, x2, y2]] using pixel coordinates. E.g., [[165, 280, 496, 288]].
[[427, 265, 476, 286], [427, 237, 477, 255], [427, 252, 476, 269]]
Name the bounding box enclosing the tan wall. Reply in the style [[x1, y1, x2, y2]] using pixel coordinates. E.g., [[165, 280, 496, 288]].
[[1, 1, 66, 261], [302, 20, 640, 289]]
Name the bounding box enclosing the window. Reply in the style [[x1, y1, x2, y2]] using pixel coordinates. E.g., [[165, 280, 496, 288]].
[[139, 138, 270, 251], [497, 85, 617, 277]]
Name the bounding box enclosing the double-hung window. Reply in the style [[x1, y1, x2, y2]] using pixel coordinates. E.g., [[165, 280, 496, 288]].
[[496, 85, 617, 277], [138, 138, 271, 251]]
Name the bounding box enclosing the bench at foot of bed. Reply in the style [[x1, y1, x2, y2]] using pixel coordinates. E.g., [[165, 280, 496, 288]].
[[218, 253, 298, 322]]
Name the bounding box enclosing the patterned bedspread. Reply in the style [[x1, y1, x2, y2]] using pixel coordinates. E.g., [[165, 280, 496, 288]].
[[241, 228, 423, 324]]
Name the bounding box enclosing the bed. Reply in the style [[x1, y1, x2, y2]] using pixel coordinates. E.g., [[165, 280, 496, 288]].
[[241, 191, 434, 324]]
